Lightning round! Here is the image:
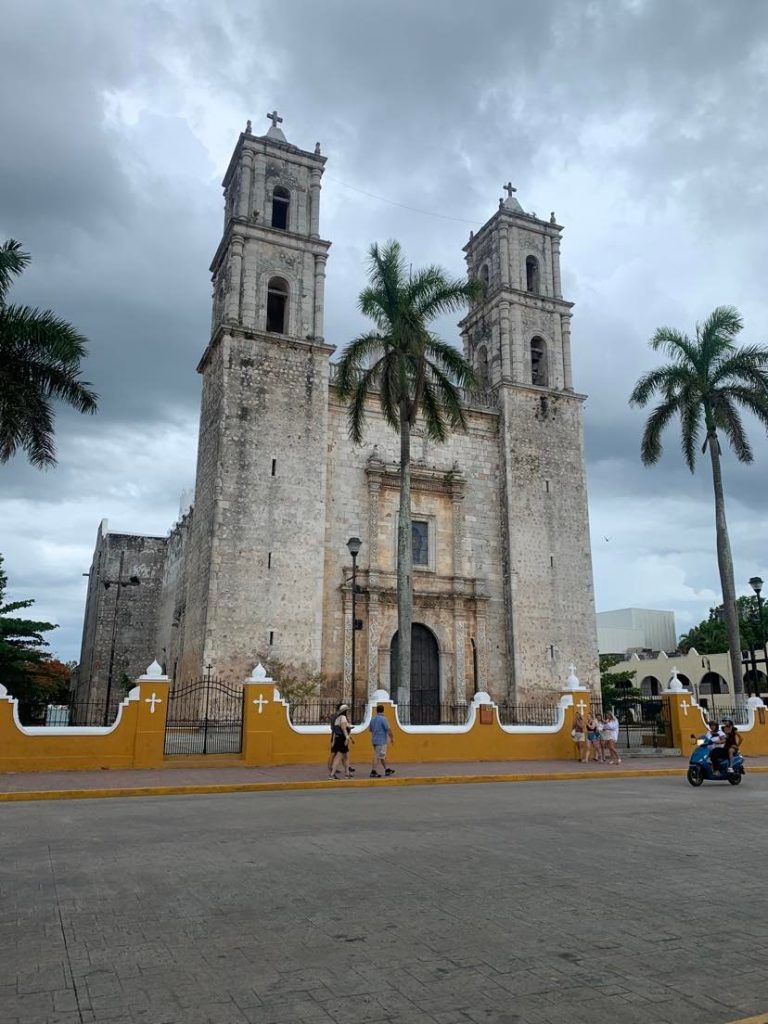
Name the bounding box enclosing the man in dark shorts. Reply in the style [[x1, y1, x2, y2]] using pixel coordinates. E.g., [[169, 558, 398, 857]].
[[329, 703, 353, 780]]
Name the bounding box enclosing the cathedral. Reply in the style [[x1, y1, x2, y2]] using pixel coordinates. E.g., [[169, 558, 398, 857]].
[[76, 113, 599, 705]]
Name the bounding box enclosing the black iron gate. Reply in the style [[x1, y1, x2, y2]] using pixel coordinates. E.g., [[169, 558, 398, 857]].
[[595, 696, 673, 750], [164, 678, 244, 755]]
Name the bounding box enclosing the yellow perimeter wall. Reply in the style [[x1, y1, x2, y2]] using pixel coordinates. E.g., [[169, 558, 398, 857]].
[[2, 677, 768, 774]]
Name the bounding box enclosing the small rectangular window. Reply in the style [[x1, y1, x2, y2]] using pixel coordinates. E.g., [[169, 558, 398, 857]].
[[267, 552, 272, 569], [269, 631, 274, 646], [544, 479, 550, 493], [412, 520, 429, 566], [271, 459, 276, 476], [550, 555, 555, 568]]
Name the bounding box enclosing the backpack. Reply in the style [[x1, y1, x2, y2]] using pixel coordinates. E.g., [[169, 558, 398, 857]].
[[330, 712, 344, 738]]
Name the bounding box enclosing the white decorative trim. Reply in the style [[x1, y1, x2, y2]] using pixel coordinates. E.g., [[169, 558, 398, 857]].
[[249, 663, 273, 683], [139, 660, 167, 681], [11, 688, 141, 737]]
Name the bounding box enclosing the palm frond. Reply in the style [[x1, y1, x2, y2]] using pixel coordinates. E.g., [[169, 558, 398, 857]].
[[629, 364, 695, 407], [679, 387, 702, 472], [709, 345, 768, 390], [427, 360, 468, 432], [0, 240, 31, 305], [639, 397, 680, 466], [648, 327, 700, 368], [419, 377, 448, 444], [712, 395, 753, 463], [718, 385, 768, 432]]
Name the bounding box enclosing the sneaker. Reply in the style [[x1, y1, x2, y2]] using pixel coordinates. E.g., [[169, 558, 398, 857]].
[[348, 767, 356, 774], [328, 775, 336, 780], [370, 770, 381, 778], [385, 768, 395, 776]]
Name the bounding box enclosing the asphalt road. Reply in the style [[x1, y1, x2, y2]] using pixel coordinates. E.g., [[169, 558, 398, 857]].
[[2, 777, 767, 1024]]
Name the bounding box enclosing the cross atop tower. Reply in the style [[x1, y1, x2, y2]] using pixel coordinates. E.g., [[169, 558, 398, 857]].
[[503, 182, 517, 198], [266, 110, 283, 129]]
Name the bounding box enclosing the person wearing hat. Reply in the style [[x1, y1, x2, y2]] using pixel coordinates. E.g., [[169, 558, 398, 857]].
[[328, 702, 354, 780]]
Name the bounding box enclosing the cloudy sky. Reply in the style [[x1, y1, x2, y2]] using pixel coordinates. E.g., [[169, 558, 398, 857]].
[[2, 0, 768, 664]]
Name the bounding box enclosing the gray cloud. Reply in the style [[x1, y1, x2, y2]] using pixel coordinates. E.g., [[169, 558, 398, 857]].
[[2, 0, 768, 661]]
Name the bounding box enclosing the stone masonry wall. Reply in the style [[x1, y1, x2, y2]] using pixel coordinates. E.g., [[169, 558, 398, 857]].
[[182, 330, 332, 682], [76, 522, 166, 702], [500, 386, 599, 695], [154, 508, 192, 682], [321, 387, 507, 700], [179, 338, 226, 680]]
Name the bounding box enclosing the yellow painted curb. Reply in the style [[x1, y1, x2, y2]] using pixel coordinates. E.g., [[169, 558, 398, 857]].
[[725, 1015, 768, 1023], [2, 763, 765, 804]]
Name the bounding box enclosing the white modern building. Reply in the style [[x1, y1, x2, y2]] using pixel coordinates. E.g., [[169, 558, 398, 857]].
[[597, 608, 676, 655]]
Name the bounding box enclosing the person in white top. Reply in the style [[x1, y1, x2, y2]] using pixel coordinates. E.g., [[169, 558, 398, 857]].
[[602, 711, 621, 765], [705, 720, 727, 772]]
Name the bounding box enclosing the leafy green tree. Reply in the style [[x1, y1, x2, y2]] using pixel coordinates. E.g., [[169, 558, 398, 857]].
[[679, 595, 763, 654], [336, 241, 479, 698], [0, 554, 58, 701], [599, 654, 640, 706], [0, 239, 98, 468], [630, 306, 768, 698]]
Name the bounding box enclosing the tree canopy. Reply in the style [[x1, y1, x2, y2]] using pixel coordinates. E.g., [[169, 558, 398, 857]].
[[0, 238, 98, 468], [0, 554, 59, 702], [679, 596, 764, 655]]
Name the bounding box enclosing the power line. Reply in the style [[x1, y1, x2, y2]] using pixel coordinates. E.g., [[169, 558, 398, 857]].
[[324, 175, 478, 225]]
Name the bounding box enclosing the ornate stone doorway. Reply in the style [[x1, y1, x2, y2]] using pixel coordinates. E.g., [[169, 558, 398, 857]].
[[390, 623, 440, 722]]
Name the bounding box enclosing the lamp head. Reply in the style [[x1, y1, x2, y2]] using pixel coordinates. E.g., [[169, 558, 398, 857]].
[[346, 536, 362, 558], [750, 576, 764, 596]]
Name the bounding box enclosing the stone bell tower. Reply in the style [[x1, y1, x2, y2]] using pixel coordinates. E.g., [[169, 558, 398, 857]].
[[179, 112, 334, 681], [460, 186, 598, 696]]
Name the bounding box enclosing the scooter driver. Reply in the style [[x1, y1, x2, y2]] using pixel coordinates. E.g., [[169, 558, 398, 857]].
[[705, 720, 728, 772]]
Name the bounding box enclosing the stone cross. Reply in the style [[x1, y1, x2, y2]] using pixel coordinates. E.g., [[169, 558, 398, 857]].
[[680, 699, 690, 717], [503, 182, 517, 197], [253, 695, 269, 714], [266, 110, 283, 129], [145, 692, 163, 714], [576, 699, 587, 715]]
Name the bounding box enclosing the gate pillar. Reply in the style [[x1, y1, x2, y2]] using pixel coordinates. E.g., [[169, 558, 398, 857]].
[[133, 663, 170, 768], [662, 686, 704, 753], [243, 665, 279, 766]]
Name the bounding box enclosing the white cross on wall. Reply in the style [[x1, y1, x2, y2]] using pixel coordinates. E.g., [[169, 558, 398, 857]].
[[266, 110, 283, 128], [576, 699, 587, 715], [680, 699, 690, 716], [145, 693, 163, 714], [253, 695, 269, 714]]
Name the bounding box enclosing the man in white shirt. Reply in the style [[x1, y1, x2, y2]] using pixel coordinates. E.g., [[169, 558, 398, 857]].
[[705, 720, 727, 771]]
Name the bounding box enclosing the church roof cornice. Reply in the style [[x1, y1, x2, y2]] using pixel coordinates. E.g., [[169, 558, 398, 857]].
[[464, 209, 563, 253], [197, 324, 335, 374], [458, 291, 574, 329], [222, 131, 326, 189], [209, 219, 331, 275]]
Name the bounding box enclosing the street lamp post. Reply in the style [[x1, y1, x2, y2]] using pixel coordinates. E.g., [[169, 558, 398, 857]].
[[102, 554, 141, 725], [346, 537, 362, 722], [749, 576, 765, 697]]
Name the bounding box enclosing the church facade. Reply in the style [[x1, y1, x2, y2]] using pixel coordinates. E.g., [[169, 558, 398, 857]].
[[76, 115, 599, 704]]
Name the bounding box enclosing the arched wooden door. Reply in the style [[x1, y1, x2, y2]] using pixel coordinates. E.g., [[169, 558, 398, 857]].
[[390, 624, 440, 723]]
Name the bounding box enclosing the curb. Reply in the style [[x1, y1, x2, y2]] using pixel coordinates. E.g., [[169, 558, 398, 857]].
[[0, 766, 692, 803], [2, 764, 765, 804]]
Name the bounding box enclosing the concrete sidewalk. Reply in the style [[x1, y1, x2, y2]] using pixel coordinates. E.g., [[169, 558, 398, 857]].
[[2, 753, 768, 801]]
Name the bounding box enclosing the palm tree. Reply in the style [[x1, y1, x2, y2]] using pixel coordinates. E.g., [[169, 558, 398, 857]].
[[0, 239, 97, 468], [336, 240, 480, 701], [630, 306, 768, 698]]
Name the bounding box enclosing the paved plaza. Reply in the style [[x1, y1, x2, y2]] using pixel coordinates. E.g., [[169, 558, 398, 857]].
[[2, 778, 768, 1024]]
